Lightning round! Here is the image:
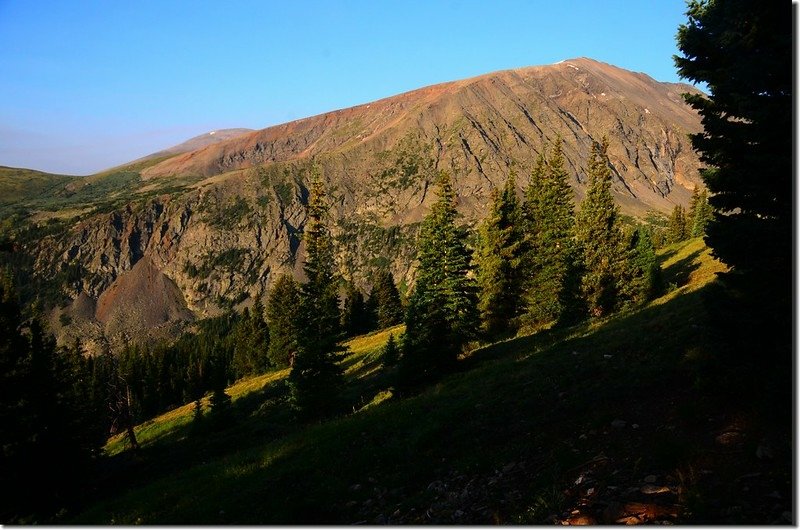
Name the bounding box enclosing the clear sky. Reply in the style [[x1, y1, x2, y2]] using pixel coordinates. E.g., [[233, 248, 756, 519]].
[[0, 0, 695, 175]]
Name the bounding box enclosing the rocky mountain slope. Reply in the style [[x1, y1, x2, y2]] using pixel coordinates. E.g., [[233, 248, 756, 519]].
[[136, 128, 255, 162], [15, 58, 704, 352], [142, 58, 702, 214]]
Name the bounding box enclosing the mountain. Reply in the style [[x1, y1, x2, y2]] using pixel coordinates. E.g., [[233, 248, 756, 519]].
[[141, 57, 702, 214], [8, 58, 704, 352], [137, 128, 255, 162]]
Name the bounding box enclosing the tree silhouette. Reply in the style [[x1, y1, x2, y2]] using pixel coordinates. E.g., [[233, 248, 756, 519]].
[[675, 0, 791, 394], [371, 269, 403, 329], [287, 168, 345, 418]]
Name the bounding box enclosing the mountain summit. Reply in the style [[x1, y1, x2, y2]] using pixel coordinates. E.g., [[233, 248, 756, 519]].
[[143, 57, 702, 214], [139, 128, 255, 162]]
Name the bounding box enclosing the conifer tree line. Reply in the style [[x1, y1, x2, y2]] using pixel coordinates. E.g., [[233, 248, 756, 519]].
[[0, 273, 107, 520], [397, 137, 669, 386], [666, 186, 712, 244], [80, 263, 405, 424]]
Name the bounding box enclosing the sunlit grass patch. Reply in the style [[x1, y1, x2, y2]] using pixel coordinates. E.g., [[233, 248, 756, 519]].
[[342, 325, 403, 378], [655, 237, 727, 305], [345, 324, 404, 355], [105, 368, 291, 455]]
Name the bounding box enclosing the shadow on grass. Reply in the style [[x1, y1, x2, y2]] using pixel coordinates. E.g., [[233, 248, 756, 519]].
[[83, 338, 405, 520], [77, 376, 299, 517], [76, 281, 771, 524], [463, 320, 592, 370], [656, 245, 682, 264], [341, 357, 396, 412], [661, 248, 703, 288]]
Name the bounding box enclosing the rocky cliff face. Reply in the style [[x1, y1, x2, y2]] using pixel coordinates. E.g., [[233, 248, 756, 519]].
[[30, 58, 704, 352]]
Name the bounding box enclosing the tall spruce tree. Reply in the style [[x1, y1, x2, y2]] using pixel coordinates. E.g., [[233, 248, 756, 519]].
[[675, 0, 791, 393], [476, 171, 524, 337], [574, 138, 625, 318], [371, 269, 403, 329], [341, 283, 370, 337], [287, 169, 345, 418], [266, 274, 301, 367], [400, 171, 478, 385], [689, 188, 712, 238], [521, 139, 579, 328], [666, 204, 689, 243], [232, 301, 270, 378], [521, 151, 548, 263], [686, 187, 701, 236], [620, 226, 662, 305]]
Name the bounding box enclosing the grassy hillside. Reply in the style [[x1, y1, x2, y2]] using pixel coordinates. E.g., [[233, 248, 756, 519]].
[[0, 166, 76, 207], [0, 155, 198, 225], [67, 239, 790, 524]]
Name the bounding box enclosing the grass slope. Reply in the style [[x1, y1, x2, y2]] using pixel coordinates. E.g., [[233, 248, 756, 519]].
[[0, 155, 195, 224], [0, 166, 77, 207], [69, 239, 790, 524]]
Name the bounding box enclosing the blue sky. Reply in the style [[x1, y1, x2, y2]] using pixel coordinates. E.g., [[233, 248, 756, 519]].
[[0, 0, 694, 175]]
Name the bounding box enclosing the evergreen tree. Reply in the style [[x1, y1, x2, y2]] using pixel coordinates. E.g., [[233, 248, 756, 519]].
[[232, 301, 270, 378], [476, 171, 524, 336], [86, 348, 115, 445], [686, 187, 701, 235], [382, 332, 399, 366], [251, 299, 270, 369], [0, 274, 105, 520], [574, 139, 625, 318], [207, 348, 233, 428], [371, 268, 403, 329], [521, 139, 579, 328], [675, 0, 790, 274], [287, 169, 345, 418], [363, 290, 379, 331], [689, 188, 712, 238], [232, 307, 253, 376], [620, 226, 663, 305], [110, 345, 142, 451], [341, 283, 370, 337], [675, 0, 791, 394], [266, 274, 301, 367], [666, 204, 688, 243], [521, 151, 548, 264], [185, 351, 207, 428], [400, 171, 479, 385]]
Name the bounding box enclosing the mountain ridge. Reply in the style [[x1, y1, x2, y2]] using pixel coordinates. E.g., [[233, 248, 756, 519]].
[[139, 57, 702, 215], [137, 128, 255, 162], [9, 57, 705, 352]]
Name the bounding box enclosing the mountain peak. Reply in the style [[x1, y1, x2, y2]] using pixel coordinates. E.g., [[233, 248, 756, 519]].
[[141, 58, 701, 216], [138, 128, 255, 163]]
